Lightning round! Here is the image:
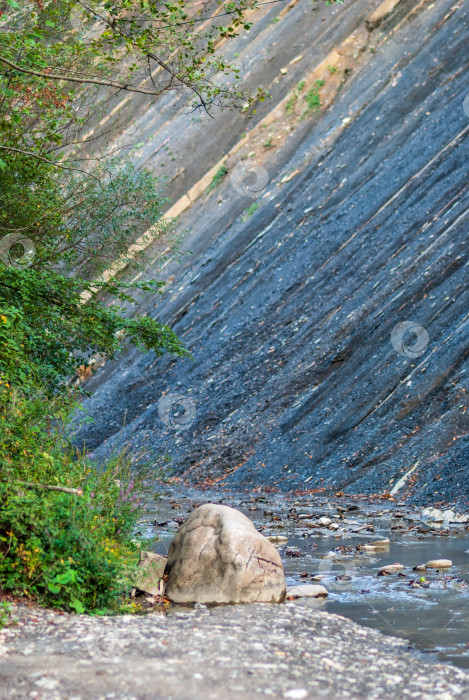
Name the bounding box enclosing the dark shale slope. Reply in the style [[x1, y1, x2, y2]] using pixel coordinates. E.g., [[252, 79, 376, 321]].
[[76, 0, 469, 504]]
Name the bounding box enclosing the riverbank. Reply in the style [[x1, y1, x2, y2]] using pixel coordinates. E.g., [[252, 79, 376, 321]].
[[147, 486, 469, 668], [2, 600, 469, 700], [3, 487, 469, 698]]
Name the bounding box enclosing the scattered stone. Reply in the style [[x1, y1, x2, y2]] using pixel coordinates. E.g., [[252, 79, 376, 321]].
[[318, 516, 332, 526], [164, 504, 287, 604], [358, 538, 390, 552], [378, 564, 405, 576], [268, 535, 289, 544], [425, 559, 452, 569], [132, 551, 167, 596], [413, 564, 426, 572], [442, 510, 456, 521], [452, 514, 469, 523], [370, 539, 390, 548], [322, 551, 338, 560], [411, 521, 435, 533], [446, 578, 467, 591], [287, 585, 328, 599], [421, 508, 469, 524]]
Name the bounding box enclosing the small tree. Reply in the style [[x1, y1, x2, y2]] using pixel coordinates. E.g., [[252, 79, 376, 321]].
[[0, 0, 273, 390]]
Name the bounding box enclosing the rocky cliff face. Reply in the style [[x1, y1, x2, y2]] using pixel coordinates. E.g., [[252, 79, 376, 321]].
[[75, 0, 469, 505]]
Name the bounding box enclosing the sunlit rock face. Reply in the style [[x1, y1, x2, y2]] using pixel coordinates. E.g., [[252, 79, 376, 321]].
[[75, 0, 469, 504]]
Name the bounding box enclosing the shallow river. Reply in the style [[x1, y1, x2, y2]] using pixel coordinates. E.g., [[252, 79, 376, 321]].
[[143, 489, 469, 669]]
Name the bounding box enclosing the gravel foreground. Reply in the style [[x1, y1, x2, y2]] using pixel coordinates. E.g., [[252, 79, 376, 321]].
[[1, 603, 469, 700]]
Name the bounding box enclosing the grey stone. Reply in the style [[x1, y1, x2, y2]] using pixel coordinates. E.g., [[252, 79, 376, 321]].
[[132, 552, 167, 595]]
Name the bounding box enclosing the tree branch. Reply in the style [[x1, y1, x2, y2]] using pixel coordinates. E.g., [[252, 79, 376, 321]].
[[75, 0, 210, 113], [0, 145, 99, 180], [0, 55, 165, 96], [15, 481, 83, 495]]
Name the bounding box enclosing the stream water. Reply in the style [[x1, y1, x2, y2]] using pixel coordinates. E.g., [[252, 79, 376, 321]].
[[142, 489, 469, 670]]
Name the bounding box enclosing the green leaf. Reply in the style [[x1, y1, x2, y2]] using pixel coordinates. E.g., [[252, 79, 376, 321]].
[[55, 571, 74, 584], [69, 598, 85, 614]]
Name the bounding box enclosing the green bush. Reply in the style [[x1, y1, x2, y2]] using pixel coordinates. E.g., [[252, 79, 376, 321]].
[[0, 387, 146, 614]]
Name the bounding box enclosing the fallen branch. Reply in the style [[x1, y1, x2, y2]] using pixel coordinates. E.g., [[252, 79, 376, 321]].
[[15, 481, 83, 496]]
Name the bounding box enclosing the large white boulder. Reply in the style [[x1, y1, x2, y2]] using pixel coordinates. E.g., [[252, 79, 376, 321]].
[[164, 504, 286, 604]]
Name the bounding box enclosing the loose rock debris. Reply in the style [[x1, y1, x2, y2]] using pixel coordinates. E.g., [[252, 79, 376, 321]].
[[2, 602, 469, 699]]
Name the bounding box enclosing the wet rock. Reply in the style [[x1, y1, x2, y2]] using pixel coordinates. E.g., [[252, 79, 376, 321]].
[[358, 539, 390, 552], [165, 504, 286, 604], [411, 521, 435, 533], [378, 564, 405, 576], [442, 510, 457, 522], [452, 514, 469, 524], [322, 551, 338, 560], [422, 507, 441, 520], [421, 508, 465, 524], [132, 552, 167, 595], [446, 578, 467, 591], [287, 584, 328, 599], [318, 516, 332, 526], [425, 559, 452, 569], [268, 535, 289, 544], [413, 564, 427, 572]]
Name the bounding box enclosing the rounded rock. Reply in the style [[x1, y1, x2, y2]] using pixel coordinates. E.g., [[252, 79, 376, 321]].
[[286, 584, 328, 599], [165, 504, 287, 604], [425, 559, 452, 569]]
